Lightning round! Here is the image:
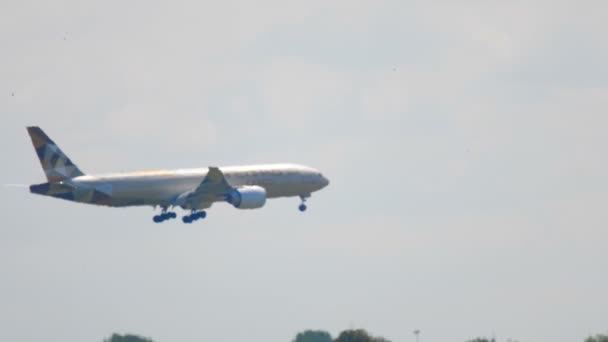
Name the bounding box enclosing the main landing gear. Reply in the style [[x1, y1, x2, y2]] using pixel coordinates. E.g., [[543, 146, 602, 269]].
[[153, 210, 177, 223], [152, 207, 207, 224], [182, 210, 206, 224]]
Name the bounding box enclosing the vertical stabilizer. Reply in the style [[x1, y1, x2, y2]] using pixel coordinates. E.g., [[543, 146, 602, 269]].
[[27, 126, 84, 182]]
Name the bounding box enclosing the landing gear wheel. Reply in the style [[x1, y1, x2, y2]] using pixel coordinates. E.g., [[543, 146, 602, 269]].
[[153, 215, 163, 223], [182, 216, 192, 224], [298, 194, 309, 212]]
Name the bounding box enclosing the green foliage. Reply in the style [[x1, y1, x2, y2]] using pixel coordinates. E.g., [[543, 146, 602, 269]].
[[585, 334, 608, 342], [103, 333, 155, 342], [334, 329, 391, 342], [293, 330, 333, 342]]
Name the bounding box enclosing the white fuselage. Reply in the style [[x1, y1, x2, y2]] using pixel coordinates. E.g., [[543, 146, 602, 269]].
[[69, 163, 329, 208]]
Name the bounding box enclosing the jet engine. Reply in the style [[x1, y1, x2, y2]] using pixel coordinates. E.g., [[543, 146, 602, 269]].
[[226, 185, 267, 209]]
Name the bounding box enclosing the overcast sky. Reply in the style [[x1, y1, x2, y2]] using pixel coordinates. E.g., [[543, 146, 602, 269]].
[[1, 1, 607, 341]]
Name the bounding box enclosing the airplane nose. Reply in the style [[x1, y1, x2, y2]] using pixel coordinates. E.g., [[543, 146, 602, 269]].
[[321, 175, 330, 187]]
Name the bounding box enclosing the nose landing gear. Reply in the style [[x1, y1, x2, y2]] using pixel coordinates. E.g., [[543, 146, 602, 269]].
[[298, 194, 309, 212]]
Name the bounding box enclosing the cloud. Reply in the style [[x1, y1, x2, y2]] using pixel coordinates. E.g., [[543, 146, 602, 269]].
[[257, 60, 353, 127], [2, 1, 608, 342]]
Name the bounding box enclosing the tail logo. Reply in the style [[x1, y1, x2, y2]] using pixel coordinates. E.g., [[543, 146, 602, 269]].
[[27, 127, 84, 183]]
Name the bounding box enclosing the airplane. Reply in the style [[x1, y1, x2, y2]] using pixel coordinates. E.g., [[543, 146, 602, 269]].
[[26, 126, 330, 223]]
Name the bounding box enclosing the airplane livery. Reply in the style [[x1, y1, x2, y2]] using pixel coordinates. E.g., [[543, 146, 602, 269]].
[[27, 127, 330, 223]]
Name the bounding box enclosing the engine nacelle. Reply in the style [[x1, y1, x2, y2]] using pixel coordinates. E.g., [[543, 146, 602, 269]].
[[226, 185, 267, 209]]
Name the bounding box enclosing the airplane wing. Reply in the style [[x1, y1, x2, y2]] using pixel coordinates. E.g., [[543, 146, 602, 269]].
[[177, 167, 233, 210]]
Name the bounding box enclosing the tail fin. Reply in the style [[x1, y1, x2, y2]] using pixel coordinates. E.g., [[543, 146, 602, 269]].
[[27, 126, 84, 183]]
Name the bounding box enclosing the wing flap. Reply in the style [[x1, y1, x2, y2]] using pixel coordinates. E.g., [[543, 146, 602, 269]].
[[177, 167, 232, 210]]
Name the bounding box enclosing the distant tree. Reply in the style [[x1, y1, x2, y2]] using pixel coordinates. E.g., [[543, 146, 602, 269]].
[[466, 338, 495, 342], [293, 330, 333, 342], [585, 334, 608, 342], [371, 337, 391, 342], [103, 333, 155, 342], [334, 329, 391, 342]]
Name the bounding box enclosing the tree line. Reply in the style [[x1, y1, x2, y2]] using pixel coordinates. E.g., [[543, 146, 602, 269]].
[[103, 330, 608, 342]]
